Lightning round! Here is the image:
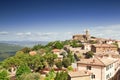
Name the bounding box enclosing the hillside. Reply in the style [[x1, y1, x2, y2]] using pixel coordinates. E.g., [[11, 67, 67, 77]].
[[0, 41, 48, 47], [0, 43, 23, 61]]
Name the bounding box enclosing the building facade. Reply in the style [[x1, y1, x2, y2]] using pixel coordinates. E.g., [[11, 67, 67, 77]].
[[91, 44, 117, 53], [77, 57, 119, 80]]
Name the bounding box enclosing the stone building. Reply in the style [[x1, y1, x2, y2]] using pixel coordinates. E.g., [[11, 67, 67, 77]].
[[91, 44, 117, 53], [73, 30, 90, 42]]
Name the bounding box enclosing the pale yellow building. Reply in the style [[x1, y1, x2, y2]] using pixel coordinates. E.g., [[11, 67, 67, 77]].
[[77, 56, 119, 80]]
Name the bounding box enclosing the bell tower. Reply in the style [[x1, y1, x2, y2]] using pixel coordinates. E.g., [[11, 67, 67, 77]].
[[85, 29, 90, 41]]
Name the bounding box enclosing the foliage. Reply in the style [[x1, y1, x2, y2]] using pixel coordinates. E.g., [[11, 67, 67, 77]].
[[32, 44, 45, 50], [67, 66, 73, 71], [19, 72, 41, 80], [112, 42, 119, 48], [62, 58, 71, 68], [44, 53, 57, 68], [16, 64, 31, 79], [0, 69, 9, 80], [53, 41, 64, 49], [55, 60, 63, 69], [54, 71, 68, 80], [2, 56, 23, 69], [89, 40, 97, 44], [45, 69, 56, 80], [70, 40, 83, 48], [85, 51, 94, 58], [27, 54, 45, 72], [20, 47, 31, 53], [67, 52, 75, 63], [60, 51, 67, 58]]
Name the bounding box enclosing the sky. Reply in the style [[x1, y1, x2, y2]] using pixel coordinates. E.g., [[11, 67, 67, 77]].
[[0, 0, 120, 41]]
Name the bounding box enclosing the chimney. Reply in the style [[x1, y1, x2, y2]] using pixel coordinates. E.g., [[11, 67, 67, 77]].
[[93, 59, 95, 63]]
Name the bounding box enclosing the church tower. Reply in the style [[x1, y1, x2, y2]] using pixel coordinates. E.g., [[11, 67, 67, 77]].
[[85, 29, 90, 41]]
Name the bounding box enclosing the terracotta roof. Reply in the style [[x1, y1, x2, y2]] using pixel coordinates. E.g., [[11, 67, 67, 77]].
[[68, 70, 90, 78], [29, 51, 37, 56], [92, 44, 117, 48], [52, 49, 61, 52], [77, 57, 118, 67]]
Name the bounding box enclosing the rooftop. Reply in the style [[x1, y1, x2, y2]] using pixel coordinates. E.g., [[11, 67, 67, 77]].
[[68, 70, 90, 78], [92, 44, 117, 48], [77, 56, 118, 67]]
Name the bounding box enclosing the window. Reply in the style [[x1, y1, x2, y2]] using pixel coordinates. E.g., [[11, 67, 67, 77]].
[[106, 74, 110, 79], [106, 64, 113, 71], [87, 66, 91, 70], [91, 74, 95, 79]]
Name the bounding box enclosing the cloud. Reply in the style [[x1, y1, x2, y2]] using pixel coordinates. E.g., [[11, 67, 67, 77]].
[[36, 32, 58, 37], [89, 24, 120, 40], [0, 31, 8, 35], [16, 32, 32, 36]]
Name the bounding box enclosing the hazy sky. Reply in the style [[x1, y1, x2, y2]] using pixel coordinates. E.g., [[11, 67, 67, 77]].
[[0, 0, 120, 41]]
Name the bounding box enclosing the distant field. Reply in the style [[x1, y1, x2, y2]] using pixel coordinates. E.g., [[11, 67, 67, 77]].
[[0, 43, 23, 61]]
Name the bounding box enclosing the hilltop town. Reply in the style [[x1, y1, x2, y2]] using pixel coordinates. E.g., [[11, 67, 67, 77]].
[[0, 30, 120, 80]]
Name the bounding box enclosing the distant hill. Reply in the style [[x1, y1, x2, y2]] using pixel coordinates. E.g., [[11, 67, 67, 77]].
[[0, 43, 23, 61], [0, 41, 48, 47], [0, 41, 49, 61]]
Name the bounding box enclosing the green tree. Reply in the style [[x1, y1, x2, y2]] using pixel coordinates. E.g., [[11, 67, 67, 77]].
[[32, 44, 44, 50], [53, 41, 64, 49], [62, 58, 71, 68], [70, 40, 83, 48], [44, 53, 57, 68], [55, 60, 62, 69], [20, 47, 31, 53], [67, 52, 75, 63], [19, 72, 41, 80], [2, 56, 22, 73], [85, 51, 94, 58], [28, 54, 45, 72], [45, 69, 56, 80], [54, 71, 68, 80], [16, 64, 31, 79], [0, 69, 9, 80]]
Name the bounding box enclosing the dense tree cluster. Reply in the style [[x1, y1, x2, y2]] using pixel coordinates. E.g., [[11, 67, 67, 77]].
[[0, 40, 80, 80]]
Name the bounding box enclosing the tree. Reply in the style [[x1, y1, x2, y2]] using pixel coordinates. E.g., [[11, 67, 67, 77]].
[[70, 40, 83, 48], [55, 60, 62, 69], [62, 58, 71, 68], [20, 47, 31, 53], [85, 51, 94, 58], [2, 56, 22, 74], [28, 54, 45, 72], [54, 71, 68, 80], [19, 72, 41, 80], [16, 64, 31, 79], [45, 69, 56, 80], [32, 44, 44, 50], [67, 52, 75, 63], [53, 41, 64, 49], [44, 53, 57, 68], [0, 69, 9, 80]]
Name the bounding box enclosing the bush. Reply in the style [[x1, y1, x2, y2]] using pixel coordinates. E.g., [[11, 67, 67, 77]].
[[54, 71, 68, 80], [62, 58, 71, 68], [20, 72, 41, 80], [0, 69, 9, 80], [16, 64, 31, 79], [55, 60, 62, 69]]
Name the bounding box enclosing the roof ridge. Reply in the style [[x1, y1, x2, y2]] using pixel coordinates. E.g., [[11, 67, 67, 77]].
[[94, 57, 105, 66]]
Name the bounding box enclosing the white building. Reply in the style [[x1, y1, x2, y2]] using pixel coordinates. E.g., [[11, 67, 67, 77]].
[[77, 56, 119, 80]]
